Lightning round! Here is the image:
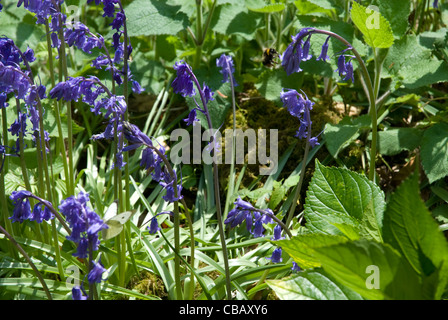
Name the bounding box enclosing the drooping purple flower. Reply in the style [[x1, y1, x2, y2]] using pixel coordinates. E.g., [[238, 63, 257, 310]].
[[267, 247, 283, 263], [8, 112, 27, 137], [87, 260, 107, 283], [59, 191, 107, 258], [184, 108, 200, 126], [148, 216, 161, 235], [291, 262, 301, 272], [31, 203, 54, 223], [234, 196, 255, 211], [160, 168, 183, 203], [316, 36, 330, 62], [147, 211, 173, 235], [281, 28, 315, 75], [271, 224, 285, 241], [301, 35, 312, 61], [64, 22, 103, 54], [9, 190, 33, 223], [172, 61, 196, 97], [280, 88, 320, 147], [72, 286, 88, 300], [216, 54, 237, 86], [335, 54, 347, 78]]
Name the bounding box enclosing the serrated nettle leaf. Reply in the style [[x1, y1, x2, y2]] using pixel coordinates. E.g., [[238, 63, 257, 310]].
[[420, 122, 448, 184], [276, 234, 349, 269], [304, 160, 385, 241], [267, 269, 364, 300], [384, 34, 448, 89], [350, 1, 394, 49], [371, 0, 411, 39], [383, 172, 448, 298], [125, 0, 189, 36], [314, 239, 425, 300]]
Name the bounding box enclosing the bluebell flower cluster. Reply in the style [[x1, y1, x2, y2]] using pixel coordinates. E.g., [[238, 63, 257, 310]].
[[0, 37, 49, 153], [58, 191, 108, 259], [122, 121, 183, 205], [225, 197, 285, 263], [172, 60, 216, 128], [17, 0, 65, 48], [50, 76, 128, 168], [86, 0, 143, 93], [9, 190, 54, 224], [281, 28, 355, 83], [280, 88, 320, 148]]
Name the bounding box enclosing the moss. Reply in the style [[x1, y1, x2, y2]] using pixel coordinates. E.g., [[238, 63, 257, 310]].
[[129, 270, 168, 299]]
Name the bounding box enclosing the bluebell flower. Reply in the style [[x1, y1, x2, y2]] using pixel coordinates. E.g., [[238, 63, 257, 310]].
[[280, 88, 321, 147], [281, 28, 314, 75], [172, 61, 196, 97], [291, 262, 301, 272], [8, 112, 27, 137], [147, 211, 173, 235], [271, 224, 285, 241], [23, 46, 36, 63], [301, 35, 312, 61], [0, 37, 23, 66], [59, 191, 107, 259], [267, 247, 283, 263], [225, 197, 278, 239], [184, 108, 200, 126], [64, 22, 103, 54], [9, 190, 33, 223], [87, 260, 107, 283], [148, 216, 161, 235], [216, 54, 237, 86], [72, 286, 88, 300], [316, 36, 330, 62], [31, 203, 54, 223]]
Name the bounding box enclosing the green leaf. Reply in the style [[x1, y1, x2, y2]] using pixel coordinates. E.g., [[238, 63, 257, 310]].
[[350, 1, 394, 49], [276, 234, 349, 269], [267, 269, 364, 300], [420, 122, 448, 184], [255, 68, 304, 104], [304, 160, 385, 241], [382, 172, 448, 298], [324, 115, 371, 158], [371, 0, 411, 39], [376, 128, 423, 156], [384, 34, 448, 89], [125, 0, 189, 36], [245, 0, 285, 13], [314, 239, 424, 299], [211, 1, 262, 40]]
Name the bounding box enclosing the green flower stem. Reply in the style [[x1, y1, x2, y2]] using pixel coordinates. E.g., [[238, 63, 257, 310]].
[[308, 29, 378, 181], [118, 0, 131, 213], [51, 0, 75, 196], [45, 20, 70, 197], [186, 68, 232, 300], [149, 145, 184, 300], [0, 131, 16, 257], [223, 59, 237, 220], [0, 224, 53, 300]]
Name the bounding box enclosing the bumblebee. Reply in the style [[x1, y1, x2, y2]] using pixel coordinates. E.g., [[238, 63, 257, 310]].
[[262, 48, 279, 67]]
